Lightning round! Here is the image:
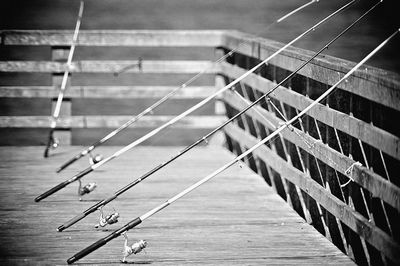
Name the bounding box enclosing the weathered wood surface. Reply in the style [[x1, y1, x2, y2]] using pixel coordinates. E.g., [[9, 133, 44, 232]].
[[0, 60, 220, 74], [224, 123, 400, 262], [222, 32, 400, 112], [0, 115, 226, 128], [223, 90, 400, 210], [0, 146, 355, 265], [0, 86, 217, 98], [0, 30, 225, 47], [221, 63, 400, 160]]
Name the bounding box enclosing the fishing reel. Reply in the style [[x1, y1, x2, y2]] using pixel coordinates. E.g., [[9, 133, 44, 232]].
[[121, 231, 147, 263], [95, 206, 120, 228], [78, 179, 97, 201], [89, 152, 103, 165]]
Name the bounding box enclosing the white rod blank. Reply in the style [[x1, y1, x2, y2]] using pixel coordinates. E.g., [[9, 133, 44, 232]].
[[52, 1, 84, 123], [91, 0, 355, 170], [277, 0, 318, 23]]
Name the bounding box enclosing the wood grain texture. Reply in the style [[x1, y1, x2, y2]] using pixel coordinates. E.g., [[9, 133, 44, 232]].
[[0, 60, 220, 74], [221, 63, 400, 160], [0, 146, 355, 265], [223, 90, 400, 211], [223, 123, 400, 262], [0, 30, 225, 47], [70, 98, 216, 116], [222, 31, 400, 111], [0, 86, 217, 98], [0, 115, 226, 128]]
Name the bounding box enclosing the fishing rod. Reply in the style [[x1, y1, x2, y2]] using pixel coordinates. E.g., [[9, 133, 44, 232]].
[[277, 0, 318, 23], [67, 29, 399, 264], [57, 0, 377, 231], [44, 1, 84, 158], [56, 0, 319, 173], [34, 0, 355, 202]]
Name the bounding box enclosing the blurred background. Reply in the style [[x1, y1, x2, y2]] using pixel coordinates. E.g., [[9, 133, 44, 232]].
[[1, 0, 399, 73]]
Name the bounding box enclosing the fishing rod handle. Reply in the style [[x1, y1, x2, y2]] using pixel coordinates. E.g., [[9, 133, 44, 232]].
[[43, 129, 55, 158], [58, 195, 117, 231], [67, 218, 142, 264], [34, 180, 69, 202], [56, 154, 81, 173], [35, 167, 93, 202], [67, 238, 107, 264], [43, 146, 50, 158], [58, 213, 85, 232]]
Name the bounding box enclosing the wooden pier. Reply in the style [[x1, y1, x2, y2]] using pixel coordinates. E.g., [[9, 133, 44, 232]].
[[0, 146, 355, 265], [1, 30, 399, 265]]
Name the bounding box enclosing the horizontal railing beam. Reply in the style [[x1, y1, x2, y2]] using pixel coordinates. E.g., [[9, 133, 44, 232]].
[[0, 115, 226, 129], [222, 32, 400, 111], [0, 30, 225, 47], [224, 123, 400, 262], [0, 60, 220, 74], [0, 86, 217, 98], [223, 90, 400, 211], [221, 63, 400, 160]]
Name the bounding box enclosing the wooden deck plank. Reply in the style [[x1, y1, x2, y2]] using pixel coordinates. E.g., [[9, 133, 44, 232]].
[[0, 146, 355, 265], [224, 123, 400, 262]]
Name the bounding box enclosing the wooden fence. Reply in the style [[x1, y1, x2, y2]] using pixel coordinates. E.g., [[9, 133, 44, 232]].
[[0, 30, 399, 265]]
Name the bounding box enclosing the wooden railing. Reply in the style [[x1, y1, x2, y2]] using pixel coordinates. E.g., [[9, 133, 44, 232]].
[[1, 30, 399, 265], [218, 31, 400, 265], [0, 30, 225, 145]]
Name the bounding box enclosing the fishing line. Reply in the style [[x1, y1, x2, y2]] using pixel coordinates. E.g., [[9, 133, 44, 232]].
[[66, 19, 398, 266], [37, 0, 354, 203], [56, 0, 319, 172], [57, 0, 364, 231]]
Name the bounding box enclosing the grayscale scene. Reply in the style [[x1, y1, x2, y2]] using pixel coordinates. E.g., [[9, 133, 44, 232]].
[[0, 0, 399, 265]]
